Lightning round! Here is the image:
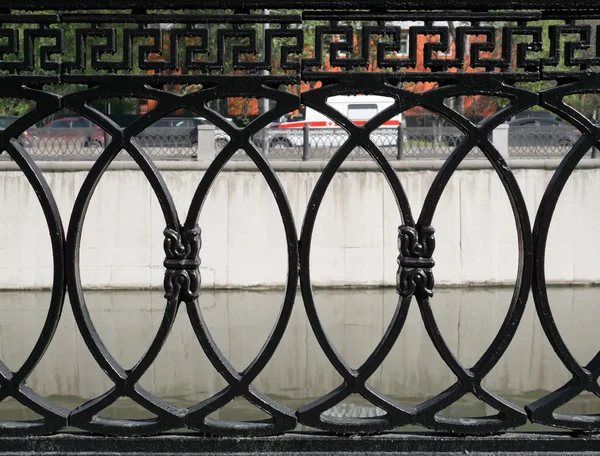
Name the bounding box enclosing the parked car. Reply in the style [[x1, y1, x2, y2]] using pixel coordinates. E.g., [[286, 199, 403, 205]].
[[29, 117, 105, 148], [509, 110, 556, 122], [137, 117, 207, 148], [429, 116, 579, 149], [137, 116, 233, 152], [211, 117, 236, 152], [507, 116, 580, 147], [508, 116, 564, 127], [0, 115, 30, 148]]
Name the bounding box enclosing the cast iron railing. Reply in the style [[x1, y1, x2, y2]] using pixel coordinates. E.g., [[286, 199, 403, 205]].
[[1, 0, 600, 453]]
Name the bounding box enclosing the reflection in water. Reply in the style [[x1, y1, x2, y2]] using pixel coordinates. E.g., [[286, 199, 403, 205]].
[[0, 287, 599, 430]]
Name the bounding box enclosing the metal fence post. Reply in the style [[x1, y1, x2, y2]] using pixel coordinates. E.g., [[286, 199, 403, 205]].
[[593, 145, 598, 158], [263, 129, 270, 157], [196, 124, 215, 161], [492, 123, 510, 159], [303, 124, 310, 161], [397, 123, 404, 160]]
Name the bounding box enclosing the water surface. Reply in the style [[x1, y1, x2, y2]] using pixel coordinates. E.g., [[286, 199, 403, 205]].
[[0, 287, 598, 431]]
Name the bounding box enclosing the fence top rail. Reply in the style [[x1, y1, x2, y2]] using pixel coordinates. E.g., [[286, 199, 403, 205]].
[[6, 0, 597, 10], [1, 157, 598, 172]]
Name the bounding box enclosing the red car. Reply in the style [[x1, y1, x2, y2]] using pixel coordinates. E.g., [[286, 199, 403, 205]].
[[29, 117, 105, 149]]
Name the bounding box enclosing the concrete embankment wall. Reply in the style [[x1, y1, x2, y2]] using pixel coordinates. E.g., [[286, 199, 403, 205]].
[[1, 159, 599, 289]]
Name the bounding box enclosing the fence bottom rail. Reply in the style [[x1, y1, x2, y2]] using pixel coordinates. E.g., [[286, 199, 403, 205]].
[[1, 433, 600, 455]]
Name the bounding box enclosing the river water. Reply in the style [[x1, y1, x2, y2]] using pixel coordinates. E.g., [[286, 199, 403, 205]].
[[0, 286, 598, 431]]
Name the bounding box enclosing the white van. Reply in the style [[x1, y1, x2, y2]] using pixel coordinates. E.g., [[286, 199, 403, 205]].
[[268, 95, 403, 149]]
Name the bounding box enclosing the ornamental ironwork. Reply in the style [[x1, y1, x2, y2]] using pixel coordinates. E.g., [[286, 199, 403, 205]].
[[0, 1, 598, 446]]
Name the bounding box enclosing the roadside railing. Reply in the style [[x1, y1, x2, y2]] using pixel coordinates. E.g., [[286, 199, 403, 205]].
[[509, 126, 581, 157], [3, 125, 590, 161], [400, 126, 466, 159]]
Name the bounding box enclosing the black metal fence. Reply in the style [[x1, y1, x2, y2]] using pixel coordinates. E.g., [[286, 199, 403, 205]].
[[1, 0, 600, 453]]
